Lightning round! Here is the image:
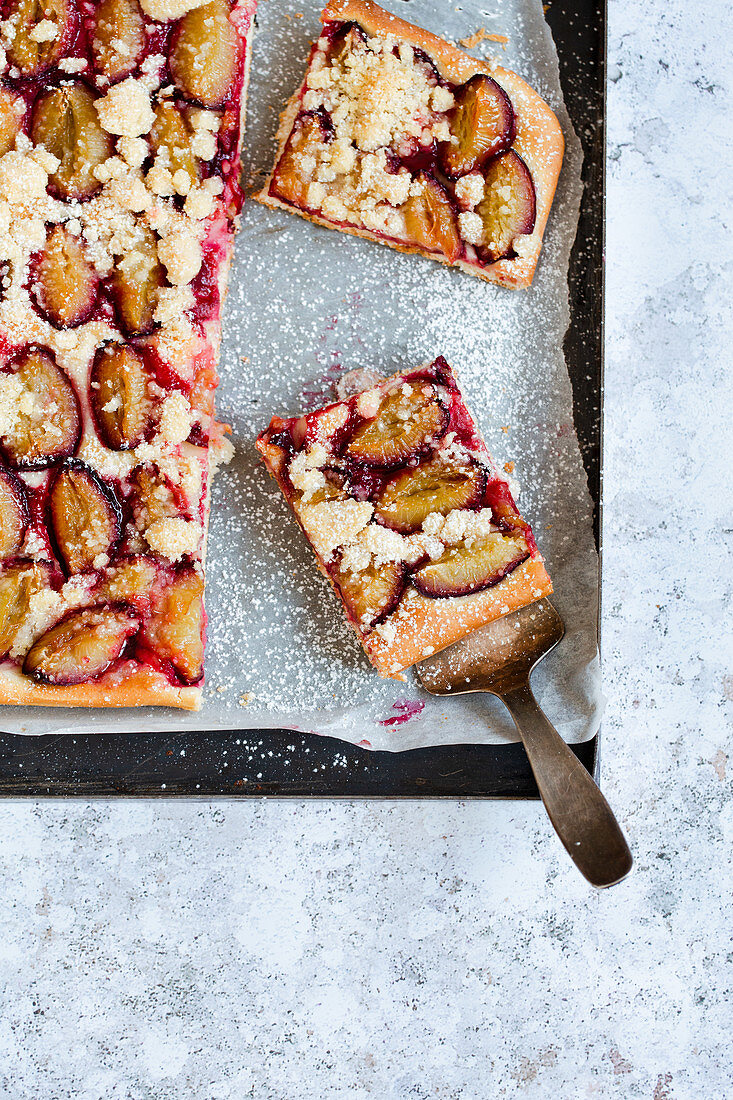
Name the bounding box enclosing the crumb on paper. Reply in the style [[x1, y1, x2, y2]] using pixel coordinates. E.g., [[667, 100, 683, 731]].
[[503, 461, 515, 474], [240, 692, 254, 706], [459, 28, 509, 49], [501, 425, 510, 433]]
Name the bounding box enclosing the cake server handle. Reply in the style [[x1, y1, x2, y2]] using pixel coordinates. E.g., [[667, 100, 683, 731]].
[[500, 682, 633, 889]]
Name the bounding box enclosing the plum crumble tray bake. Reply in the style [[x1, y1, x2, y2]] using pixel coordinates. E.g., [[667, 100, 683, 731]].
[[0, 0, 257, 709], [256, 0, 564, 288], [257, 358, 553, 677]]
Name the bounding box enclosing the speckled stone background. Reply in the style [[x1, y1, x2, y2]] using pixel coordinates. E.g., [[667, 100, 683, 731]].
[[0, 0, 731, 1095]]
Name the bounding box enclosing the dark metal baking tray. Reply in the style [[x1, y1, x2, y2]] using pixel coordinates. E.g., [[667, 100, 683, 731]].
[[0, 0, 604, 797]]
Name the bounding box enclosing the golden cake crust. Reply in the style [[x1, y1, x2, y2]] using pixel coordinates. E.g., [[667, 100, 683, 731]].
[[0, 664, 200, 710]]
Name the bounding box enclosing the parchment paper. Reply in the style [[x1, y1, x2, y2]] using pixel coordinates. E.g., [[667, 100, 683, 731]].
[[5, 0, 602, 750]]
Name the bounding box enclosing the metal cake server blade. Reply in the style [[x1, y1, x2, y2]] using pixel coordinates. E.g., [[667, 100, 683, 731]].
[[416, 598, 632, 888]]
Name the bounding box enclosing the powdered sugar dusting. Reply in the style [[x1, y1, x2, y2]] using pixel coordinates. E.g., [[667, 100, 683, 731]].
[[6, 0, 601, 750]]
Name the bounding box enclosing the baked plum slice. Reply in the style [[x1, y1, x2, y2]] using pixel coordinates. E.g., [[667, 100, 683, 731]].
[[109, 227, 166, 336], [128, 464, 183, 529], [336, 561, 406, 631], [0, 87, 24, 157], [476, 150, 536, 263], [49, 461, 122, 574], [0, 560, 54, 658], [329, 21, 368, 63], [413, 533, 529, 598], [375, 458, 485, 534], [23, 603, 139, 685], [150, 100, 200, 185], [30, 225, 98, 328], [90, 0, 145, 81], [140, 565, 205, 684], [170, 0, 242, 108], [346, 384, 448, 468], [6, 0, 76, 75], [90, 345, 154, 451], [271, 110, 334, 208], [0, 469, 29, 558], [403, 175, 461, 262], [31, 81, 113, 201], [440, 75, 514, 178], [0, 348, 81, 469]]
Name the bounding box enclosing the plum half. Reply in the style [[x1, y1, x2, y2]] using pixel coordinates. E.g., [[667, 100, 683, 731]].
[[0, 87, 23, 157], [49, 461, 122, 574], [328, 21, 368, 64], [23, 603, 139, 685], [441, 75, 515, 179], [271, 110, 334, 208], [90, 0, 145, 81], [90, 344, 154, 451], [336, 560, 406, 631], [6, 0, 76, 75], [97, 554, 158, 610], [346, 384, 448, 468], [139, 565, 205, 684], [375, 458, 485, 534], [109, 227, 166, 337], [170, 0, 242, 108], [476, 150, 536, 263], [0, 468, 29, 558], [128, 464, 183, 530], [31, 81, 113, 202], [412, 533, 529, 598], [403, 175, 461, 262], [0, 560, 54, 658], [0, 347, 81, 469], [150, 100, 200, 186], [30, 225, 99, 329]]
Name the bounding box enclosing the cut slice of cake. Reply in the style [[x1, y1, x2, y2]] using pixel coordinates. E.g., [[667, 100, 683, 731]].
[[256, 358, 553, 677], [256, 0, 564, 288], [0, 0, 257, 710]]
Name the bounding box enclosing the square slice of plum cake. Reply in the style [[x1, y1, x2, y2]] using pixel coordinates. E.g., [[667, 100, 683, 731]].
[[256, 358, 553, 677]]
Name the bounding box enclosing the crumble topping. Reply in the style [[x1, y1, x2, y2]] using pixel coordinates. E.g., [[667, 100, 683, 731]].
[[29, 19, 58, 43], [290, 31, 452, 228], [454, 172, 485, 209], [58, 57, 87, 73], [296, 498, 373, 560], [157, 391, 196, 446], [304, 36, 447, 152], [139, 0, 207, 20], [157, 224, 203, 285], [355, 387, 382, 419], [95, 78, 155, 138], [458, 211, 484, 246], [289, 445, 328, 502], [144, 516, 202, 560]]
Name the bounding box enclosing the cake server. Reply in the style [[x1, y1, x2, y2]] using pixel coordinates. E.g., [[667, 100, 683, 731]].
[[416, 598, 632, 888]]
